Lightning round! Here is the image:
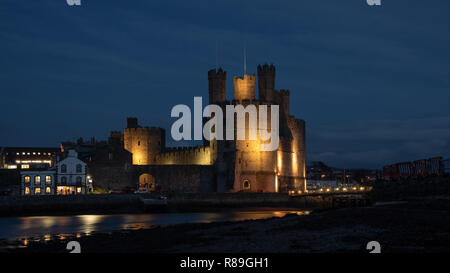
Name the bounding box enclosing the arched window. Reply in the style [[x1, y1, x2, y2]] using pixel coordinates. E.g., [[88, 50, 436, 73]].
[[243, 180, 251, 190], [61, 164, 67, 173], [76, 164, 82, 173], [24, 176, 31, 183]]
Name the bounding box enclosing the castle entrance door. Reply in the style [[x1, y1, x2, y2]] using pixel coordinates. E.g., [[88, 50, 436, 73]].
[[139, 173, 155, 192]]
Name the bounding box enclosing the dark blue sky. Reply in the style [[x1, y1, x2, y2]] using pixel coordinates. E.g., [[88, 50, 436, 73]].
[[1, 0, 449, 169]]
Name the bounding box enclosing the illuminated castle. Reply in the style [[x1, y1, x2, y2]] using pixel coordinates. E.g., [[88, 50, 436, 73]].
[[124, 64, 306, 193]]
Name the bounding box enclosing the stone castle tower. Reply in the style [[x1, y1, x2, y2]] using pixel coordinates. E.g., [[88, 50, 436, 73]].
[[124, 64, 306, 193], [123, 118, 165, 165]]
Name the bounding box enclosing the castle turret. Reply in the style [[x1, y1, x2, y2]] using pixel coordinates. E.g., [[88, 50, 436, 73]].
[[233, 74, 255, 101], [208, 68, 227, 104], [280, 89, 290, 117], [126, 117, 139, 128], [257, 64, 275, 102]]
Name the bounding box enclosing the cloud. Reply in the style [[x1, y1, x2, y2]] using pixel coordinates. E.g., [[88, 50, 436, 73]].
[[308, 117, 450, 169]]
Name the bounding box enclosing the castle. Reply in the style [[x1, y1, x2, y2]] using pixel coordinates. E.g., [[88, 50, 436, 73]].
[[123, 64, 306, 193]]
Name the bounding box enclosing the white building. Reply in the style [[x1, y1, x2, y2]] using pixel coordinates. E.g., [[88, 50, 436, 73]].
[[21, 169, 56, 195], [56, 150, 87, 195]]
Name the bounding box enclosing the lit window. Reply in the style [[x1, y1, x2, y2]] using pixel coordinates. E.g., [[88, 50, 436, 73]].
[[35, 176, 41, 185], [38, 152, 41, 155], [46, 176, 52, 184], [22, 164, 29, 169], [16, 152, 19, 155], [22, 152, 25, 155], [7, 165, 17, 169], [76, 164, 82, 173], [24, 176, 31, 183], [27, 152, 30, 155], [61, 164, 67, 173], [24, 187, 30, 195], [33, 152, 36, 155], [34, 188, 41, 195], [45, 187, 51, 194], [76, 187, 82, 194]]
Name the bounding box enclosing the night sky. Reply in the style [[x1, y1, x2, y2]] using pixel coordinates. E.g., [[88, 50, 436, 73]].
[[1, 0, 449, 169]]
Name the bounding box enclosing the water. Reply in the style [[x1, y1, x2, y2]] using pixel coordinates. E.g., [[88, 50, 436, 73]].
[[0, 210, 308, 242]]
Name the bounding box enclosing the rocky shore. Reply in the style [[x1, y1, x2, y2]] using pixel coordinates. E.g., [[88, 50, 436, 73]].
[[5, 195, 450, 253]]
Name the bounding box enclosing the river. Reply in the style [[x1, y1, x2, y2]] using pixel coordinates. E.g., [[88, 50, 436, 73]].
[[0, 210, 308, 243]]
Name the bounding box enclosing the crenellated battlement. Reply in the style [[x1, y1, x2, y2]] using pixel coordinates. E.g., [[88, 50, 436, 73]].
[[287, 117, 305, 131], [257, 64, 276, 74], [280, 89, 290, 96], [163, 145, 208, 152], [124, 126, 165, 136], [156, 145, 212, 165], [208, 68, 226, 78]]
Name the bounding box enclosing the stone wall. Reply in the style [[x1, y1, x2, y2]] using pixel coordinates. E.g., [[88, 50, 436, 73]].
[[0, 193, 339, 216], [156, 146, 212, 166], [89, 164, 135, 191], [134, 165, 215, 193]]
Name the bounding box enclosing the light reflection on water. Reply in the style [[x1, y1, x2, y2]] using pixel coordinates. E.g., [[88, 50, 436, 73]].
[[0, 210, 308, 244]]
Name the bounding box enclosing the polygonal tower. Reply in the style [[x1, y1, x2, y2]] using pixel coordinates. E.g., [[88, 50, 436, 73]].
[[208, 68, 227, 104], [257, 64, 275, 102], [123, 118, 165, 165], [233, 74, 256, 101]]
